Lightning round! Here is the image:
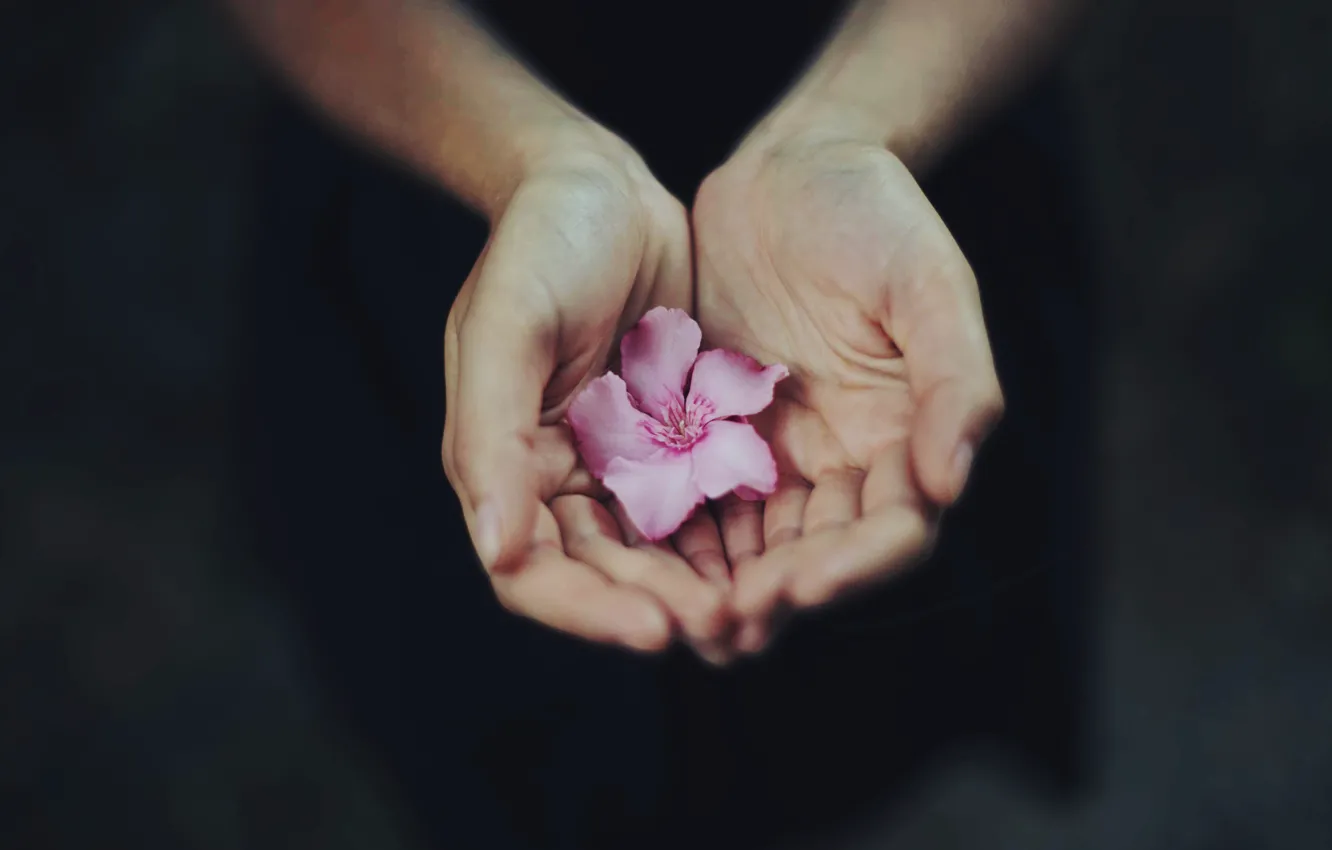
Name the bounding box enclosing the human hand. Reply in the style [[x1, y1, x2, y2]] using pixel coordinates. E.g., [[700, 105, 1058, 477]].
[[442, 129, 727, 654], [693, 126, 1005, 653]]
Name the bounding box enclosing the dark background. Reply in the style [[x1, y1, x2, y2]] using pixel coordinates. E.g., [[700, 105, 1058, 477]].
[[3, 0, 1330, 848]]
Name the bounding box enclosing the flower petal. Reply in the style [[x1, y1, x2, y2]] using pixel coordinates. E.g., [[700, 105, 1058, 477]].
[[603, 452, 705, 541], [566, 373, 659, 479], [620, 307, 702, 420], [690, 420, 779, 500], [687, 349, 788, 421]]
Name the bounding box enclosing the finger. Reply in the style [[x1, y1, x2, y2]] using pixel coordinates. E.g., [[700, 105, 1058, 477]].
[[762, 475, 810, 551], [785, 442, 935, 607], [447, 282, 556, 573], [733, 448, 928, 621], [860, 438, 928, 516], [734, 467, 864, 651], [491, 503, 671, 651], [732, 477, 808, 655], [532, 423, 607, 500], [734, 599, 796, 656], [801, 468, 865, 535], [734, 506, 927, 621], [731, 541, 797, 629], [889, 263, 1004, 506], [612, 504, 733, 650], [674, 508, 732, 586], [733, 611, 773, 656], [783, 506, 933, 609], [911, 374, 1003, 506], [671, 509, 740, 664], [555, 496, 728, 645], [530, 424, 579, 498], [650, 505, 739, 665], [718, 495, 764, 569], [643, 518, 738, 666]]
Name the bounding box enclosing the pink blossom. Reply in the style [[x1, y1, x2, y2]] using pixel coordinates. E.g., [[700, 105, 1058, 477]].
[[567, 307, 789, 541]]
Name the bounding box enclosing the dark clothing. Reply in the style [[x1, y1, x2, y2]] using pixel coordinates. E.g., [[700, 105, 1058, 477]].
[[240, 2, 1097, 847]]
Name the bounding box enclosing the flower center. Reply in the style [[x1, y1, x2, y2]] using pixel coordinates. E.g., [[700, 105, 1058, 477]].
[[646, 395, 711, 449]]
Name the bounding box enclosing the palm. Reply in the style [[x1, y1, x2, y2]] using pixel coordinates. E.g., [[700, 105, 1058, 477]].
[[448, 169, 669, 499], [696, 139, 944, 471], [694, 136, 999, 647]]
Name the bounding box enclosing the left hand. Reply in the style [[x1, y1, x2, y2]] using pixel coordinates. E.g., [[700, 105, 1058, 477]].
[[692, 125, 1005, 654]]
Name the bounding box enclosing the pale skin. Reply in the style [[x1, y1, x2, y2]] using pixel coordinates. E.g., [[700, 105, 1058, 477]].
[[225, 0, 1080, 661]]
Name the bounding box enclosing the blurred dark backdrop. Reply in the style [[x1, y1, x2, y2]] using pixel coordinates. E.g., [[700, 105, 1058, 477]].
[[3, 1, 1330, 848]]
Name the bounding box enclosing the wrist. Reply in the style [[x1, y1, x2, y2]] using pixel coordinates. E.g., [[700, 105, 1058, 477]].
[[745, 0, 1078, 174], [743, 81, 929, 172], [468, 115, 647, 221], [749, 95, 884, 151]]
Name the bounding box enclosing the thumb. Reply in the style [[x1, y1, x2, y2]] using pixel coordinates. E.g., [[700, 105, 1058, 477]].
[[896, 280, 1004, 507], [910, 375, 1003, 506], [445, 291, 556, 572]]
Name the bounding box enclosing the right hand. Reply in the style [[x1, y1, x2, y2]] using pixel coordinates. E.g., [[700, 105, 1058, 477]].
[[691, 127, 1004, 653], [442, 128, 729, 655]]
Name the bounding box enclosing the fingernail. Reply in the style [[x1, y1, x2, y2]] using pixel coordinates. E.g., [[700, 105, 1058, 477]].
[[474, 500, 502, 568], [952, 442, 975, 500]]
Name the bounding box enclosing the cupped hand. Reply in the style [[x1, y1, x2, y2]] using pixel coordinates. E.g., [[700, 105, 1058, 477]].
[[693, 127, 1005, 653], [443, 132, 727, 655]]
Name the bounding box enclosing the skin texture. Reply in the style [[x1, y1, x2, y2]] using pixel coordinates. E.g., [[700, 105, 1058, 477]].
[[442, 150, 733, 655], [694, 131, 1002, 655], [687, 0, 1080, 657], [225, 0, 1079, 660]]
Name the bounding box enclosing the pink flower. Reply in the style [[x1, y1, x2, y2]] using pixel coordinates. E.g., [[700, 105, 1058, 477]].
[[567, 307, 789, 541]]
